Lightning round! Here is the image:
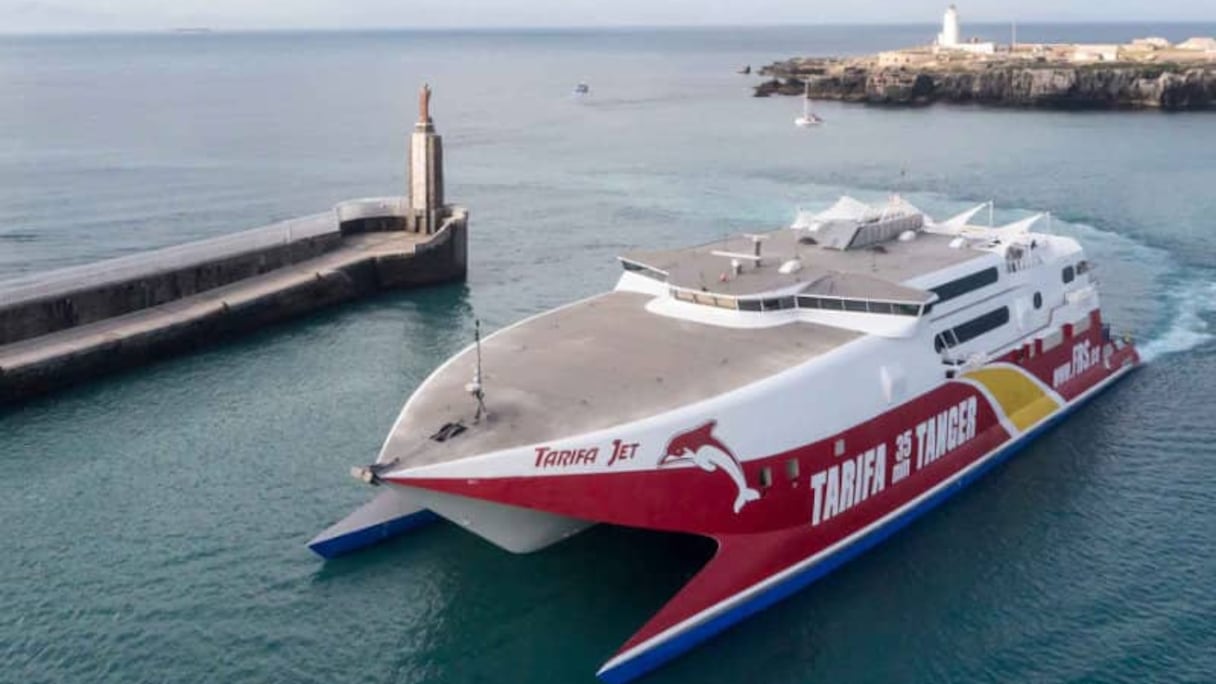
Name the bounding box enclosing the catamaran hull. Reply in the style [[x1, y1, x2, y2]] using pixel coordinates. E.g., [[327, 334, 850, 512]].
[[393, 484, 594, 553], [307, 490, 438, 559], [596, 358, 1139, 682], [381, 314, 1139, 682]]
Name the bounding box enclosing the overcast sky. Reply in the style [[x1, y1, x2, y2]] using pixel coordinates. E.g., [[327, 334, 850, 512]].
[[3, 0, 1214, 32]]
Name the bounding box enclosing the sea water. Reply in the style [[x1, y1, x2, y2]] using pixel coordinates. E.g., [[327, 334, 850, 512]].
[[1, 25, 1214, 683]]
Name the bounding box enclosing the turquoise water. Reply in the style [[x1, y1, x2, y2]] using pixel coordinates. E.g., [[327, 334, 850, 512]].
[[1, 26, 1215, 683]]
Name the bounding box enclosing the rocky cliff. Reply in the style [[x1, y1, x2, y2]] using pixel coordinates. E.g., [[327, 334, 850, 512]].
[[755, 59, 1216, 110]]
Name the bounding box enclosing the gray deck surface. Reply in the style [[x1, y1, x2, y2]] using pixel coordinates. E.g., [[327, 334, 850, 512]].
[[624, 228, 987, 297], [380, 291, 861, 467]]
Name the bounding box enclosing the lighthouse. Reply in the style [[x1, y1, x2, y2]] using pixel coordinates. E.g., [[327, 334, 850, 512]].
[[937, 4, 961, 48], [408, 83, 445, 234]]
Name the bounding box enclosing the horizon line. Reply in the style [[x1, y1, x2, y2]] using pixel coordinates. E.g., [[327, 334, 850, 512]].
[[3, 18, 1216, 38]]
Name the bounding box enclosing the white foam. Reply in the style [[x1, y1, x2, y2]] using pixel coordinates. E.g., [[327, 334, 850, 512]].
[[1140, 280, 1216, 362]]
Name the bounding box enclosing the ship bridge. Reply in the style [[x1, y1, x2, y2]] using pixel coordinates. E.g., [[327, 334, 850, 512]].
[[618, 197, 999, 330]]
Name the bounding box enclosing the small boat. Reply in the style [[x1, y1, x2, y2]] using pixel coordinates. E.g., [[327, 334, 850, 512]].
[[738, 65, 751, 75], [574, 82, 591, 95], [795, 82, 824, 127]]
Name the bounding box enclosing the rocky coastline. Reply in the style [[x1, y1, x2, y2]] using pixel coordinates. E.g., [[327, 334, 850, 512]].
[[755, 58, 1216, 110]]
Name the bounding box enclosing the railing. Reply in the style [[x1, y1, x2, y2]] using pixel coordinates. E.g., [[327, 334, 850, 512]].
[[0, 212, 338, 308], [1005, 251, 1044, 274], [333, 197, 409, 223]]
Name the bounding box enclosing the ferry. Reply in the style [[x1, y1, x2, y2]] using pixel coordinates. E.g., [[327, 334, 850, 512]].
[[310, 196, 1140, 682]]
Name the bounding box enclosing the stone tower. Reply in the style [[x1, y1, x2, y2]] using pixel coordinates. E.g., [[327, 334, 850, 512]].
[[409, 83, 445, 233]]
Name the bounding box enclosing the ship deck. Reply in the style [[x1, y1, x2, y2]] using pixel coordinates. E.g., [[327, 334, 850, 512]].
[[379, 291, 861, 467], [623, 229, 988, 297]]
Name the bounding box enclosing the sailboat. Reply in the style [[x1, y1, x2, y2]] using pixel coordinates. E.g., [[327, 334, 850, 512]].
[[794, 82, 823, 127]]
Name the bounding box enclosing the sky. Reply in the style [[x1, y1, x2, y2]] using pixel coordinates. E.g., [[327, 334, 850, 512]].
[[1, 0, 1213, 33]]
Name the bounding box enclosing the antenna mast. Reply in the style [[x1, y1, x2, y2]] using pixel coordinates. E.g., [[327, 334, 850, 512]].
[[467, 319, 489, 423]]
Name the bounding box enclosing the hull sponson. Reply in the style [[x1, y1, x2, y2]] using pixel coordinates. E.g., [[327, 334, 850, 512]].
[[598, 358, 1139, 683], [308, 490, 439, 559], [385, 310, 1139, 680]]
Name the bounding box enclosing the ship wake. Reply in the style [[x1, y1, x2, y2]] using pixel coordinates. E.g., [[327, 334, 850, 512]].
[[1139, 277, 1216, 362]]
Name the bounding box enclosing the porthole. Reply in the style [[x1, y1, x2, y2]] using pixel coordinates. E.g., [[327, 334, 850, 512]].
[[785, 459, 800, 480]]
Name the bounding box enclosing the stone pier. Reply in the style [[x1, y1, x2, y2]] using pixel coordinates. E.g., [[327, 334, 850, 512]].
[[0, 85, 468, 404]]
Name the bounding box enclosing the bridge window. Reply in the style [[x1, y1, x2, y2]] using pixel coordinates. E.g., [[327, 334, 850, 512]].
[[929, 267, 999, 304], [690, 292, 924, 316], [795, 296, 921, 316], [762, 296, 795, 311], [1062, 265, 1075, 284]]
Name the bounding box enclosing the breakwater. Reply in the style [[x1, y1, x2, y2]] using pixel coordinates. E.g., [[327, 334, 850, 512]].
[[0, 200, 467, 404], [755, 60, 1216, 110], [0, 84, 466, 404]]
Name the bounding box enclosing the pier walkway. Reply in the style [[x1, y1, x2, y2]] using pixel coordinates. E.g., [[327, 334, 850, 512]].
[[0, 231, 424, 373], [0, 205, 467, 404], [0, 213, 337, 308]]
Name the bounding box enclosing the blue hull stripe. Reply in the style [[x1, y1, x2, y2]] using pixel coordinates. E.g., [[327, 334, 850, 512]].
[[308, 509, 441, 559], [599, 365, 1137, 684]]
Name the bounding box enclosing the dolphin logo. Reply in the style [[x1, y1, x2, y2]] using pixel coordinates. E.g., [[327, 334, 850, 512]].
[[660, 420, 761, 514]]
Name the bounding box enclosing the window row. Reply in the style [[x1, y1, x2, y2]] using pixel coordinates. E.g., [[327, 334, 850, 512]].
[[933, 306, 1011, 353], [672, 289, 923, 317], [1063, 259, 1091, 284], [929, 266, 1000, 305]]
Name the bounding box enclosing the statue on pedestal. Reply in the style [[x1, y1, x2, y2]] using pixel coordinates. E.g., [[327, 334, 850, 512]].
[[419, 84, 432, 125]]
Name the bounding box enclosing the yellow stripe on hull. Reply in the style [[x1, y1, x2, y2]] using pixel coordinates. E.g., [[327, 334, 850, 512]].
[[963, 367, 1061, 433]]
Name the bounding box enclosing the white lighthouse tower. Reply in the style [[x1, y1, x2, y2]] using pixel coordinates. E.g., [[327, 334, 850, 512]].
[[937, 4, 961, 47]]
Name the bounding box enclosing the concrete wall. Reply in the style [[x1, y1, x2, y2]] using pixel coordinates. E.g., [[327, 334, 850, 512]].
[[0, 198, 464, 346], [376, 210, 468, 287], [0, 233, 343, 346], [334, 197, 408, 235], [0, 208, 468, 404], [0, 256, 377, 403]]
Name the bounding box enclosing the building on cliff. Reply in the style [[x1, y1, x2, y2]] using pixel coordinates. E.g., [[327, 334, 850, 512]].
[[1072, 44, 1120, 63], [916, 5, 1214, 65], [933, 4, 995, 56], [1179, 37, 1216, 53]]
